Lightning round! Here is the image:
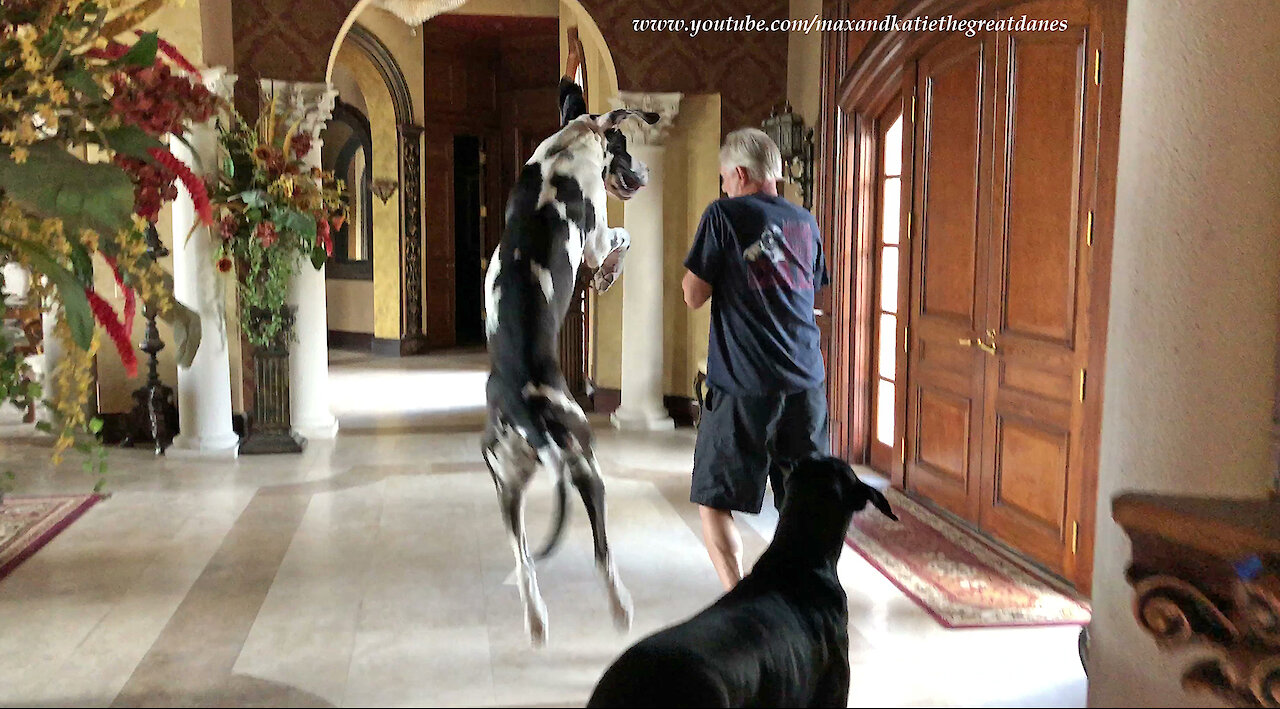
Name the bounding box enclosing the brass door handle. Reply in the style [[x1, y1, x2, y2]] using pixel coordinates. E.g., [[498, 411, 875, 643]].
[[958, 336, 998, 355]]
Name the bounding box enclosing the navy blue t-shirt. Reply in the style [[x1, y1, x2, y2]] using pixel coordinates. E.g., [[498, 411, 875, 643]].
[[684, 193, 830, 397]]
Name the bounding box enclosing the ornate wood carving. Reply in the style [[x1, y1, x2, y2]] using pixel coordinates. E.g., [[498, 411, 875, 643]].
[[1115, 494, 1280, 707], [399, 124, 425, 351]]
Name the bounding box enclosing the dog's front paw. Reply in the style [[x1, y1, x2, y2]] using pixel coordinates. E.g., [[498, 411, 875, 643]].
[[592, 243, 628, 293]]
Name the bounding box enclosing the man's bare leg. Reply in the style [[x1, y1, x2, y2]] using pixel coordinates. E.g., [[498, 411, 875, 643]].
[[698, 505, 742, 591]]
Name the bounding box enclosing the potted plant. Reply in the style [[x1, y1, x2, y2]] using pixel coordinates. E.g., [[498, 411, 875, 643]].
[[209, 98, 346, 454], [0, 0, 218, 475]]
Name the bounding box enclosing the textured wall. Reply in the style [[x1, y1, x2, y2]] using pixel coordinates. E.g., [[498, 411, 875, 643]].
[[333, 45, 403, 340], [581, 0, 788, 134], [1086, 1, 1280, 706], [326, 280, 375, 334], [232, 0, 788, 133]]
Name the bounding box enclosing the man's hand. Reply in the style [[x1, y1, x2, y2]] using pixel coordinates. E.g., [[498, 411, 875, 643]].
[[162, 300, 202, 368], [683, 269, 712, 309]]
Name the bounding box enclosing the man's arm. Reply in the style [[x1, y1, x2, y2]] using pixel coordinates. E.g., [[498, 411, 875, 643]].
[[683, 269, 712, 309]]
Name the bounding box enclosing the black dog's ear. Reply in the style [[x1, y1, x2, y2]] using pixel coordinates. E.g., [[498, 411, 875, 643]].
[[860, 485, 898, 521], [559, 77, 588, 127], [842, 463, 899, 521]]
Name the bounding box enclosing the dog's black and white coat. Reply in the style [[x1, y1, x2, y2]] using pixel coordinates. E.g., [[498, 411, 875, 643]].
[[587, 457, 898, 708], [482, 79, 659, 646]]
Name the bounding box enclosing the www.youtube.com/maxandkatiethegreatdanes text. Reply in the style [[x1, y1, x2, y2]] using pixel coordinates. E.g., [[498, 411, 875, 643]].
[[631, 14, 1069, 38]]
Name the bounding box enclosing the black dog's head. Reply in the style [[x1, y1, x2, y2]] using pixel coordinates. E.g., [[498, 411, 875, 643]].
[[784, 456, 898, 522]]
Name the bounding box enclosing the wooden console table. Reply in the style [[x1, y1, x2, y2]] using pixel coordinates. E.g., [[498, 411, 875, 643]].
[[1114, 494, 1280, 707]]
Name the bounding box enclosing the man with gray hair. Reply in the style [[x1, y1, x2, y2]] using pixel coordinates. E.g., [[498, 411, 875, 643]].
[[682, 127, 831, 590]]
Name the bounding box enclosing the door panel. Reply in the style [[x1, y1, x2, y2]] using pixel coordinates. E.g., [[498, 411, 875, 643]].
[[904, 34, 994, 521], [979, 2, 1094, 573], [999, 38, 1085, 345], [920, 55, 982, 325]]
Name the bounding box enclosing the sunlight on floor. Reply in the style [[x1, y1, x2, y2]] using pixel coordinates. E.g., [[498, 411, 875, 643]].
[[327, 350, 489, 430]]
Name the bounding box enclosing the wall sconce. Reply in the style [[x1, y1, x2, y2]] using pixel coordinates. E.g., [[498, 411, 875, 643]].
[[761, 102, 815, 211], [371, 178, 399, 204]]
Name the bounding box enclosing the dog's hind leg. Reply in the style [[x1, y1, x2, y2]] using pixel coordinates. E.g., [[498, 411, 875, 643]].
[[484, 429, 551, 647], [566, 449, 633, 632]]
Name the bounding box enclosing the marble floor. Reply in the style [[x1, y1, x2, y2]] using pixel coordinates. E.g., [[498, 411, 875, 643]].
[[0, 350, 1087, 707]]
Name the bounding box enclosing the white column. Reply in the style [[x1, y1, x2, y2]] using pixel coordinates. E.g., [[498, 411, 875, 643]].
[[170, 68, 239, 458], [37, 306, 63, 426], [611, 92, 681, 432], [1086, 1, 1280, 706], [259, 79, 339, 440]]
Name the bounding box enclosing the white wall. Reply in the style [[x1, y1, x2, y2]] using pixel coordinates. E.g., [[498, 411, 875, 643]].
[[1086, 1, 1280, 706]]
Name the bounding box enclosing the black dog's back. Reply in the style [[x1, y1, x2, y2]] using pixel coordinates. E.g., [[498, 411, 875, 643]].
[[589, 590, 845, 708], [587, 457, 896, 708]]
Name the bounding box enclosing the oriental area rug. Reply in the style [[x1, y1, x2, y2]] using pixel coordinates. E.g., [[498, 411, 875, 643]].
[[0, 494, 101, 582], [845, 487, 1091, 628]]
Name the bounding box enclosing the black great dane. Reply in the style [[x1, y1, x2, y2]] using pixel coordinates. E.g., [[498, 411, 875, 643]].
[[587, 457, 899, 707], [481, 78, 659, 646]]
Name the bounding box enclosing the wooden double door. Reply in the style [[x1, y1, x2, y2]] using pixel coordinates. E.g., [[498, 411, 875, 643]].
[[901, 1, 1100, 580]]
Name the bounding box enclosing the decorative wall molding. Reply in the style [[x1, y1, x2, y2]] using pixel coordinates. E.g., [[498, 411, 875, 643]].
[[398, 123, 425, 351], [345, 24, 415, 126], [1114, 494, 1280, 707]]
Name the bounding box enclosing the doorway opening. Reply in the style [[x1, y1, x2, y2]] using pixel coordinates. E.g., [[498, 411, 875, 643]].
[[453, 134, 485, 346]]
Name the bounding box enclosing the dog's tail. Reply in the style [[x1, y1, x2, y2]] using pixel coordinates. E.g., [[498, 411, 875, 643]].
[[532, 471, 569, 561], [527, 394, 572, 562]]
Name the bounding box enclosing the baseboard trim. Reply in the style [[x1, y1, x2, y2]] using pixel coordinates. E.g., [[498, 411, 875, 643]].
[[590, 388, 697, 427], [97, 412, 247, 445], [371, 336, 428, 357], [328, 330, 374, 351]]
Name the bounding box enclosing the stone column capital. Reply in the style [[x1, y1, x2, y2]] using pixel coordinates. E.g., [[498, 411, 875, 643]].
[[613, 91, 683, 146], [200, 67, 237, 103], [257, 79, 337, 137]]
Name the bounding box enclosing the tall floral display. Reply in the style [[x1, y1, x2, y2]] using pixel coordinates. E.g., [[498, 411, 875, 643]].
[[0, 0, 217, 469], [210, 99, 346, 453]]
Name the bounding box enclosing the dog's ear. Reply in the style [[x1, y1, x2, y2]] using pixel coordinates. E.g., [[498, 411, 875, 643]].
[[559, 77, 588, 127], [860, 485, 898, 521], [595, 108, 661, 131], [841, 463, 899, 521]]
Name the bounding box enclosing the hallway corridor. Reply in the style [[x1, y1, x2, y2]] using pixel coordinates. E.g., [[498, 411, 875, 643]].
[[0, 353, 1086, 707]]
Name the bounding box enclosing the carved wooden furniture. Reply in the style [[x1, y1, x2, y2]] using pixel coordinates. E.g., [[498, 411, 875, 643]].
[[1114, 494, 1280, 707]]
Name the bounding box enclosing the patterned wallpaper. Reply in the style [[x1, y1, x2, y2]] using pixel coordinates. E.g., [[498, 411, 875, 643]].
[[230, 0, 789, 133], [579, 0, 790, 133]]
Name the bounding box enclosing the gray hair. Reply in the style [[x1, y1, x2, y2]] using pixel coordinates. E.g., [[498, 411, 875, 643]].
[[719, 128, 783, 183]]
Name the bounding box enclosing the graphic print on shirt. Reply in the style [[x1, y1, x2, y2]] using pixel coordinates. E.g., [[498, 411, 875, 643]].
[[742, 219, 817, 291]]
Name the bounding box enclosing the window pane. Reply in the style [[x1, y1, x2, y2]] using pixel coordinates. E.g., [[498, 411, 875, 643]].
[[878, 312, 896, 380], [883, 115, 903, 177], [876, 378, 896, 445], [882, 177, 901, 245], [880, 246, 899, 314]]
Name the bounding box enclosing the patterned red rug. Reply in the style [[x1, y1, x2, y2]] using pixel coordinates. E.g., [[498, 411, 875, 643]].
[[845, 487, 1091, 629], [0, 494, 101, 582]]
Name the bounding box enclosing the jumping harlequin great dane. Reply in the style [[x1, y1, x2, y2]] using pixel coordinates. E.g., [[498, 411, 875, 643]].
[[481, 78, 659, 646]]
